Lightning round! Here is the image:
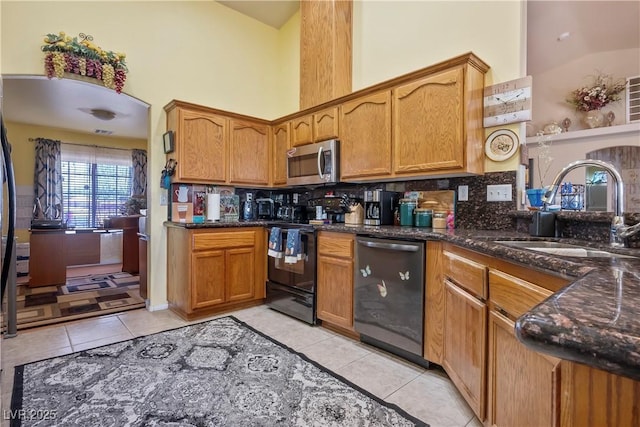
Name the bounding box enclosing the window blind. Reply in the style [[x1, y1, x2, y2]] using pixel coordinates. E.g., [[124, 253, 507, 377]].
[[61, 143, 132, 166]]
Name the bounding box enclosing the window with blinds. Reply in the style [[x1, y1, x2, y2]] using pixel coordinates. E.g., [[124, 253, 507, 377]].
[[61, 144, 132, 228]]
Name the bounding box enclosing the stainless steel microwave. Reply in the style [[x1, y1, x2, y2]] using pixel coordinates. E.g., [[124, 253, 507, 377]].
[[286, 139, 340, 186]]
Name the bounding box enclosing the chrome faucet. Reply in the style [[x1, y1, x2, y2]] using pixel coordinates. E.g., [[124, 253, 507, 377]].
[[542, 159, 627, 247]]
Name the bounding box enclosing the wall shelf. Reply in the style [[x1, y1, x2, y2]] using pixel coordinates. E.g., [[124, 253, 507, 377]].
[[525, 122, 640, 145]]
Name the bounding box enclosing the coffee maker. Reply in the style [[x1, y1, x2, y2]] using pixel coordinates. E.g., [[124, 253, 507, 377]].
[[363, 190, 397, 225]]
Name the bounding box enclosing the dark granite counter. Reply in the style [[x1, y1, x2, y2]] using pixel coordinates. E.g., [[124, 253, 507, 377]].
[[164, 220, 640, 380]]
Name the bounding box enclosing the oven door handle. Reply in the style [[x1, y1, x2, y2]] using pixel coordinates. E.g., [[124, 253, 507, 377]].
[[358, 240, 420, 252]]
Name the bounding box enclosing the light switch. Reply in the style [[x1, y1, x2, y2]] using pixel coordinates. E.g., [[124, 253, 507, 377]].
[[486, 184, 513, 202]]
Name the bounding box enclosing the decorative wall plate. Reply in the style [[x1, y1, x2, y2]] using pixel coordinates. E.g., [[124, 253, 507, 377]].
[[485, 129, 519, 161]]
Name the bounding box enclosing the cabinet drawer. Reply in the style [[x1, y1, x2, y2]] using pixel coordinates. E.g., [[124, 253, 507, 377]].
[[318, 232, 353, 258], [193, 231, 255, 251], [443, 250, 487, 299], [489, 270, 553, 319]]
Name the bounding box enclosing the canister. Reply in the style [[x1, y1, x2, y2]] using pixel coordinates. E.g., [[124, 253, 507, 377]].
[[399, 199, 417, 226], [432, 211, 447, 229], [414, 208, 433, 227]]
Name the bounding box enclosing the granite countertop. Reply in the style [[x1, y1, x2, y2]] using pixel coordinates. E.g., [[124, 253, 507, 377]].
[[164, 220, 640, 380]]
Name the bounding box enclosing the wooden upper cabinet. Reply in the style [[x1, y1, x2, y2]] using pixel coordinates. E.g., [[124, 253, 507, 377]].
[[271, 122, 290, 186], [228, 119, 270, 186], [339, 91, 393, 179], [291, 107, 339, 147], [393, 61, 486, 178], [166, 104, 228, 184], [393, 67, 465, 173], [300, 0, 352, 109], [291, 115, 313, 147], [313, 106, 339, 142]]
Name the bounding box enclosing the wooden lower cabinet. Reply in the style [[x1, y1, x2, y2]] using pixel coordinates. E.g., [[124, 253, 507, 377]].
[[487, 269, 560, 427], [316, 232, 354, 331], [487, 311, 560, 427], [167, 226, 266, 320], [442, 247, 488, 420], [29, 231, 66, 286], [560, 361, 640, 427], [439, 244, 568, 425], [443, 280, 487, 420]]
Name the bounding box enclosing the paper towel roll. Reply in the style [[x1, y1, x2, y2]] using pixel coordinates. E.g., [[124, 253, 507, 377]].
[[207, 194, 221, 221]]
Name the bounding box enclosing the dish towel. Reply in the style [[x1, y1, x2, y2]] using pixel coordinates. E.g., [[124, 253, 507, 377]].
[[284, 229, 303, 264], [268, 227, 284, 258]]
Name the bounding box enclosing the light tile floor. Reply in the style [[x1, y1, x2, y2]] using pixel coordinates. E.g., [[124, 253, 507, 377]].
[[0, 305, 481, 427]]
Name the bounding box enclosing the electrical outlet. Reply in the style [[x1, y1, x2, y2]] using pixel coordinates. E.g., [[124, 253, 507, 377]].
[[486, 184, 512, 202], [161, 189, 168, 206], [458, 185, 469, 201]]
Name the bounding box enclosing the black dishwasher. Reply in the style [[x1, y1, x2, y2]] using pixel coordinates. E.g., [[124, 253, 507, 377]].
[[354, 236, 426, 366]]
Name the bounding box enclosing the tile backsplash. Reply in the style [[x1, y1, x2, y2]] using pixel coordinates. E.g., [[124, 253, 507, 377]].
[[236, 171, 518, 230]]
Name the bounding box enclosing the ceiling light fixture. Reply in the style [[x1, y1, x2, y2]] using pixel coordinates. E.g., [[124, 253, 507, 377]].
[[557, 32, 571, 41], [89, 108, 116, 121]]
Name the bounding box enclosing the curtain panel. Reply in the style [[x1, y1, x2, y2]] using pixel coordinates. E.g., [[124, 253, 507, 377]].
[[33, 138, 63, 220], [131, 149, 147, 196]]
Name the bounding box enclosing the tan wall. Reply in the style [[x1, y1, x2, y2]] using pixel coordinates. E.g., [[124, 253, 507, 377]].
[[1, 1, 526, 310], [4, 121, 146, 243]]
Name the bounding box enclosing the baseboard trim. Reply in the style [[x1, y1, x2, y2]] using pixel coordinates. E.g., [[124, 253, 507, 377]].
[[147, 302, 169, 312]]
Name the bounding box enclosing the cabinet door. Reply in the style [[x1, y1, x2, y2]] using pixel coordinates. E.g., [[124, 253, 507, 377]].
[[176, 109, 227, 183], [339, 91, 392, 180], [393, 67, 465, 173], [313, 107, 339, 142], [29, 232, 67, 286], [291, 115, 313, 147], [226, 247, 256, 302], [443, 279, 487, 420], [229, 119, 270, 186], [487, 310, 560, 427], [271, 123, 290, 186], [191, 249, 226, 309], [560, 361, 640, 427], [316, 254, 354, 329]]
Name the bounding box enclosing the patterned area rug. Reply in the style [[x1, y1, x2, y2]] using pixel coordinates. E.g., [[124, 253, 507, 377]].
[[10, 316, 427, 427], [15, 272, 145, 330]]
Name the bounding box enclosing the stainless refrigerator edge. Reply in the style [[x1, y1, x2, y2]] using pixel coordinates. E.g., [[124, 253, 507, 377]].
[[1, 93, 19, 343]]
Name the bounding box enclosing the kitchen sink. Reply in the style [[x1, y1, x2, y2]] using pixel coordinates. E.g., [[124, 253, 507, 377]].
[[493, 240, 638, 259]]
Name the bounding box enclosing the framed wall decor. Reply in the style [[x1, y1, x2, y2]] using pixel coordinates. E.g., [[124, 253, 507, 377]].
[[485, 128, 519, 162], [483, 76, 532, 128], [163, 131, 175, 154]]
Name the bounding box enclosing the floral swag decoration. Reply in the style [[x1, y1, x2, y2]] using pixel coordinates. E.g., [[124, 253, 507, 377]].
[[42, 32, 128, 94], [566, 72, 626, 112]]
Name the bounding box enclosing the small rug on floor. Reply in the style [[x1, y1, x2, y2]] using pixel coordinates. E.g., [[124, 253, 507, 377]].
[[15, 272, 145, 330], [10, 316, 427, 427]]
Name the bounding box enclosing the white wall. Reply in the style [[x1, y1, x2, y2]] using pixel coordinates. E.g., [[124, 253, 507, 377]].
[[530, 48, 640, 136]]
